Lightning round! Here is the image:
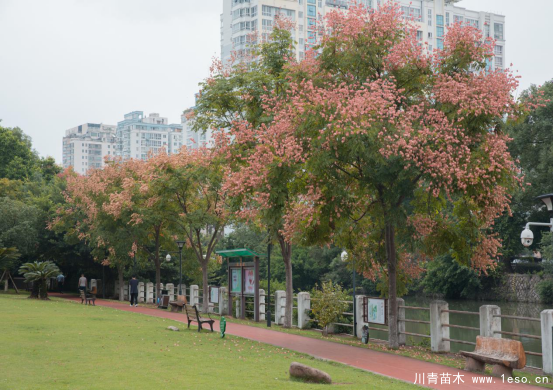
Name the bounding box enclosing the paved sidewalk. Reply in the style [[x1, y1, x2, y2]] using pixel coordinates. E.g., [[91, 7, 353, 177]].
[[53, 294, 535, 389]]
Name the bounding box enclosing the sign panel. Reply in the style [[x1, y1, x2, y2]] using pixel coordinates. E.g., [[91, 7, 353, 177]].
[[210, 287, 219, 303], [231, 269, 242, 293], [244, 269, 255, 294], [366, 298, 387, 325]]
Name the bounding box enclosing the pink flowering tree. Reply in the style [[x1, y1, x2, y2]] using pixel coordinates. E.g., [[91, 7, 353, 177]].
[[195, 21, 301, 327], [139, 148, 229, 313], [230, 3, 535, 347]]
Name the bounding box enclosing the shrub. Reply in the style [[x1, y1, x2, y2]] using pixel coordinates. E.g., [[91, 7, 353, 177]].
[[537, 279, 553, 304], [311, 281, 349, 336], [512, 263, 543, 274]]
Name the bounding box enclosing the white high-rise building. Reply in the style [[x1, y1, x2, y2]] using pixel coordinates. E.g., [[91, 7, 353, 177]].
[[62, 123, 116, 175], [115, 111, 183, 160], [221, 0, 505, 71], [181, 107, 215, 149]]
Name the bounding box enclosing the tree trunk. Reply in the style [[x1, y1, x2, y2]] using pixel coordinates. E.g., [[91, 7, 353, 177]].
[[39, 280, 48, 299], [29, 281, 39, 299], [118, 265, 124, 301], [385, 223, 399, 349], [278, 234, 293, 328], [202, 260, 209, 313]]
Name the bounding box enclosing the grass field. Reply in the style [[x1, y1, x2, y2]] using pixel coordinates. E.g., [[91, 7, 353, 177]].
[[0, 293, 418, 390]]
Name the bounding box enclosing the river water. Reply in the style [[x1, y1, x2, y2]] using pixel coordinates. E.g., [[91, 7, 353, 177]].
[[368, 297, 550, 369]]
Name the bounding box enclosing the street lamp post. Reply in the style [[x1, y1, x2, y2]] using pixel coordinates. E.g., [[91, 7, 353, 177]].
[[341, 250, 357, 338], [521, 194, 553, 248], [267, 238, 272, 327], [176, 241, 186, 295]]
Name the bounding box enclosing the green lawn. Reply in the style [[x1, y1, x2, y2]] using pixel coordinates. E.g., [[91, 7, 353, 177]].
[[0, 293, 418, 390]]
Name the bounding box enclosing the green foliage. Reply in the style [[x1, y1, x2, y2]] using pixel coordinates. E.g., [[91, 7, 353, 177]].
[[497, 80, 553, 262], [0, 247, 21, 271], [512, 262, 543, 274], [422, 255, 482, 299], [19, 260, 60, 299], [310, 281, 349, 335], [0, 197, 41, 256], [537, 279, 553, 304]]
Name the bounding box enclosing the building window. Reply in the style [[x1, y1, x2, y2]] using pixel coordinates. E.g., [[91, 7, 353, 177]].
[[484, 23, 490, 38], [454, 15, 463, 24], [446, 12, 450, 26], [436, 14, 443, 26], [437, 26, 444, 37], [466, 18, 479, 28], [437, 39, 443, 50], [307, 0, 315, 3], [495, 57, 503, 68], [427, 9, 432, 26], [416, 30, 423, 41], [307, 5, 316, 17], [494, 23, 503, 40], [299, 11, 303, 18], [494, 45, 503, 55], [307, 17, 316, 29]]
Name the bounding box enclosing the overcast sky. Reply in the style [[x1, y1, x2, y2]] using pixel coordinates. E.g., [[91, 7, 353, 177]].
[[0, 0, 552, 163]]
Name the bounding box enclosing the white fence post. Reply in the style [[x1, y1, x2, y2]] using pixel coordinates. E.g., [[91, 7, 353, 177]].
[[355, 295, 365, 339], [190, 285, 199, 307], [297, 292, 311, 329], [541, 310, 553, 375], [165, 283, 175, 301], [123, 284, 129, 301], [397, 298, 406, 346], [146, 282, 154, 303], [275, 290, 286, 325], [219, 287, 228, 315], [259, 289, 266, 321], [430, 300, 450, 353], [138, 282, 144, 303], [480, 305, 501, 338]]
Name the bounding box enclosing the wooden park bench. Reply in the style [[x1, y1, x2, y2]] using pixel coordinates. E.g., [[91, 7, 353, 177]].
[[79, 289, 96, 306], [460, 336, 526, 377], [184, 304, 215, 332], [169, 295, 187, 313]]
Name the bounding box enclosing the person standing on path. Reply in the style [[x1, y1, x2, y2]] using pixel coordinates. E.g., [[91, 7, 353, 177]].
[[129, 276, 139, 307], [57, 273, 65, 293], [78, 274, 87, 292]]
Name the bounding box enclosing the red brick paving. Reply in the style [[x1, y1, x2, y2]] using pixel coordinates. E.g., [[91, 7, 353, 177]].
[[52, 293, 536, 389]]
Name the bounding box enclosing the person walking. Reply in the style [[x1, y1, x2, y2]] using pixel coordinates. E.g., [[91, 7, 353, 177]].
[[57, 273, 65, 294], [78, 274, 87, 292], [129, 276, 139, 307]]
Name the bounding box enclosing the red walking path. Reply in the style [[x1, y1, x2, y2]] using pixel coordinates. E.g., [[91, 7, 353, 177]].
[[54, 294, 537, 389]]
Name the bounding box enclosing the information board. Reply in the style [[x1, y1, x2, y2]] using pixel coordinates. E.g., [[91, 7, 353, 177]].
[[365, 298, 387, 325], [210, 287, 219, 303], [244, 269, 255, 294], [231, 269, 242, 293]]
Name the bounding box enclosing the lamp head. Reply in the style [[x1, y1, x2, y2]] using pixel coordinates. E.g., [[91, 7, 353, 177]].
[[537, 193, 553, 215], [176, 240, 186, 250], [341, 250, 348, 262], [165, 254, 171, 262]]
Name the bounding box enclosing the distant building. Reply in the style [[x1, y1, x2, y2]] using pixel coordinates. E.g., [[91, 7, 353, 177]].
[[181, 107, 215, 149], [221, 0, 505, 71], [62, 123, 116, 175], [115, 111, 183, 160]]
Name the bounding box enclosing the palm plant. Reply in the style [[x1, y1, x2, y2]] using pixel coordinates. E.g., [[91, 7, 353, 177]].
[[19, 261, 60, 299]]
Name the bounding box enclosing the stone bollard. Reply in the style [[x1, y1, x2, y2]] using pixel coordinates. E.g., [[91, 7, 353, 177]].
[[166, 283, 175, 301], [219, 287, 228, 316], [430, 300, 450, 353], [297, 292, 311, 329], [235, 296, 241, 317], [480, 305, 501, 338], [355, 295, 365, 339], [397, 298, 406, 346], [123, 284, 129, 301], [541, 310, 553, 375], [275, 290, 286, 325], [190, 285, 199, 307], [146, 283, 154, 303], [259, 289, 266, 321], [138, 282, 145, 303]]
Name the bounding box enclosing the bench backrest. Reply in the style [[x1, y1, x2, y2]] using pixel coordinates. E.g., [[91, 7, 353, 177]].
[[474, 336, 526, 368], [184, 304, 198, 319]]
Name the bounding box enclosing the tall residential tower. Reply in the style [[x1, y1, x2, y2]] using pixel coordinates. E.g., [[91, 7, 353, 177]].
[[62, 123, 116, 175], [220, 0, 505, 70]]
